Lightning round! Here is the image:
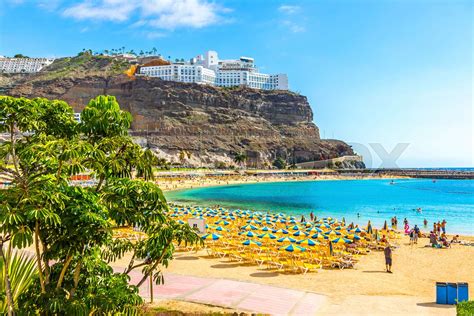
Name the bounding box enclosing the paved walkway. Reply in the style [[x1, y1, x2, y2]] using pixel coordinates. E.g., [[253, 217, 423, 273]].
[[124, 269, 326, 315]]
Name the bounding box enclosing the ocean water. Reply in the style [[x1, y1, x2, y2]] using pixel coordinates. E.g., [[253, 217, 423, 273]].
[[166, 179, 474, 235]]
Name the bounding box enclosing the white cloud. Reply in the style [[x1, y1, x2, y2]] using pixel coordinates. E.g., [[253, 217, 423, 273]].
[[62, 0, 227, 29], [278, 5, 300, 14], [282, 20, 305, 33]]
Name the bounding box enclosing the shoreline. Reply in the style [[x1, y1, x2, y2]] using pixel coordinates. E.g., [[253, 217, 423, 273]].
[[160, 175, 473, 237], [157, 173, 407, 193]]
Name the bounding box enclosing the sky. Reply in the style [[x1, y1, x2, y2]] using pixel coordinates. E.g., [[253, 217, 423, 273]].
[[0, 0, 472, 168]]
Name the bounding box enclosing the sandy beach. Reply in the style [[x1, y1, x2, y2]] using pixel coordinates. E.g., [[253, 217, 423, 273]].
[[147, 174, 474, 314], [157, 235, 474, 315], [155, 171, 404, 192]]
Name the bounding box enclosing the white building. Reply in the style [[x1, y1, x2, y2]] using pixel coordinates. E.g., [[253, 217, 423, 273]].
[[139, 51, 288, 90], [140, 63, 216, 85], [0, 57, 55, 73]]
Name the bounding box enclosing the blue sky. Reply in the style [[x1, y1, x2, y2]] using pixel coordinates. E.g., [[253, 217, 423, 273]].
[[0, 0, 472, 168]]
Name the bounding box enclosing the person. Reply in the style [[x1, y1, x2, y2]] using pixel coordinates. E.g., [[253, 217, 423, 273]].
[[451, 235, 460, 243], [310, 211, 314, 222], [357, 213, 360, 218], [413, 225, 420, 244], [394, 216, 398, 227], [441, 219, 447, 234], [423, 218, 428, 227], [403, 218, 408, 227], [437, 221, 441, 236], [433, 222, 437, 235], [440, 235, 450, 248], [429, 231, 438, 247], [384, 244, 393, 273], [380, 234, 388, 244], [409, 229, 415, 245]]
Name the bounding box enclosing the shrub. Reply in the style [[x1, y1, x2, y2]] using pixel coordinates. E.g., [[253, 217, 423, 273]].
[[457, 300, 474, 316]]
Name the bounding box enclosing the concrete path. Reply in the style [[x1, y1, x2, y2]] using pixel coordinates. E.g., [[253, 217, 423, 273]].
[[124, 269, 326, 315]]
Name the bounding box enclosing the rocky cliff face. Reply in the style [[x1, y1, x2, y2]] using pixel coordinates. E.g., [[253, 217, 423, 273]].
[[1, 56, 359, 168]]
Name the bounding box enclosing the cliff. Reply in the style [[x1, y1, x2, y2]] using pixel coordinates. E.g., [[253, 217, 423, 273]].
[[1, 55, 361, 168]]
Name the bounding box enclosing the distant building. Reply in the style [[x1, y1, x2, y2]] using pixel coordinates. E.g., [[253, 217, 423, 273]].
[[0, 57, 55, 73], [139, 50, 288, 90]]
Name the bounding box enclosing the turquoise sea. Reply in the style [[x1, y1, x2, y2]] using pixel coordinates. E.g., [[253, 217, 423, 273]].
[[166, 179, 474, 235]]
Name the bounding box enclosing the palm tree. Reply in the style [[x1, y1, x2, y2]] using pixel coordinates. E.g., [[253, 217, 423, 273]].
[[0, 251, 37, 314], [233, 152, 247, 169], [179, 150, 187, 166]]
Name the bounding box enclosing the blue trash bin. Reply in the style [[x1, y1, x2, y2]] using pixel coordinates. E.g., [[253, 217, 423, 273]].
[[447, 283, 458, 304], [436, 282, 447, 304], [458, 283, 469, 303]]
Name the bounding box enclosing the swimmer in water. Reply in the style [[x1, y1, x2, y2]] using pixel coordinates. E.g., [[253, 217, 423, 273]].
[[357, 213, 360, 218]]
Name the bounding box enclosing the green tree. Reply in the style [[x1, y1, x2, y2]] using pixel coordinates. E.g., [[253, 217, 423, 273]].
[[0, 95, 202, 314], [272, 157, 287, 170], [233, 152, 247, 169]]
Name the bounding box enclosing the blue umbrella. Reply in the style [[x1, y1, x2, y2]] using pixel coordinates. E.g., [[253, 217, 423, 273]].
[[279, 244, 306, 252], [201, 233, 221, 240]]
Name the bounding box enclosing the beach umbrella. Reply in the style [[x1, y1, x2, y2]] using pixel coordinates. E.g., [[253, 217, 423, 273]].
[[258, 233, 277, 240], [246, 219, 261, 225], [324, 230, 342, 236], [289, 225, 301, 231], [296, 238, 318, 246], [352, 227, 362, 233], [241, 224, 259, 231], [320, 223, 331, 229], [170, 214, 178, 217], [214, 226, 224, 231], [331, 237, 352, 244], [311, 233, 328, 240], [342, 217, 346, 226], [346, 234, 361, 241], [260, 226, 271, 232], [277, 236, 296, 243], [306, 227, 323, 233], [242, 240, 262, 247], [382, 220, 388, 231], [241, 231, 257, 238], [272, 229, 289, 234], [177, 220, 185, 225], [293, 231, 309, 237], [279, 244, 306, 253], [201, 233, 221, 240], [215, 220, 230, 226]]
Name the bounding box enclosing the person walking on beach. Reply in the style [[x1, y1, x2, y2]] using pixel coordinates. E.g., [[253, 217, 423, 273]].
[[423, 218, 428, 227], [413, 225, 420, 244], [441, 220, 447, 234], [384, 244, 392, 273], [310, 211, 314, 222]]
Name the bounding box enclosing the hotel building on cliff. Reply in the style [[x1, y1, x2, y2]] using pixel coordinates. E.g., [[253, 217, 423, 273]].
[[139, 51, 288, 91], [0, 57, 55, 73]]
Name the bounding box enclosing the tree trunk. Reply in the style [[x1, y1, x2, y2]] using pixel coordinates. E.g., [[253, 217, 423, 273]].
[[34, 221, 46, 293]]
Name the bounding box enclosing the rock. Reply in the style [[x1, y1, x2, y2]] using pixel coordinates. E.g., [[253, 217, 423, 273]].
[[1, 57, 359, 168]]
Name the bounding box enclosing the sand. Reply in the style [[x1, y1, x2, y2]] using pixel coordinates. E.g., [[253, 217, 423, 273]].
[[158, 235, 474, 315], [155, 172, 403, 192]]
